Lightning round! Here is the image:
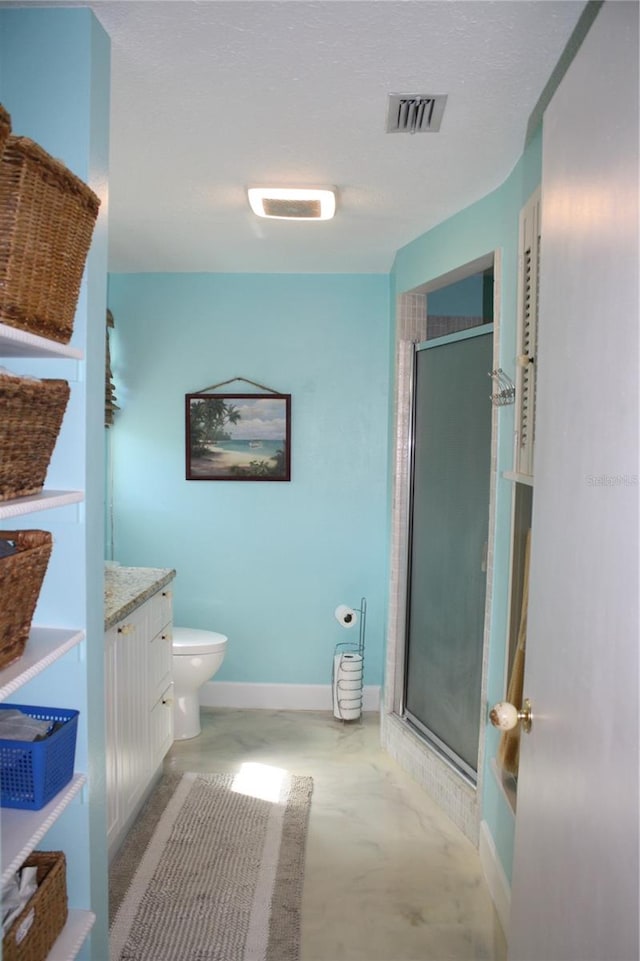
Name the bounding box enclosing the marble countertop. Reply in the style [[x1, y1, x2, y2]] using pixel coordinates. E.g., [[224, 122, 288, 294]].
[[104, 565, 176, 630]]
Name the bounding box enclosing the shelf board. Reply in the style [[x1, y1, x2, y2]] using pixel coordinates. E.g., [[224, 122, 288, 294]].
[[0, 490, 84, 519], [48, 909, 95, 961], [1, 774, 86, 884], [0, 628, 85, 702], [0, 323, 83, 359], [502, 470, 534, 487]]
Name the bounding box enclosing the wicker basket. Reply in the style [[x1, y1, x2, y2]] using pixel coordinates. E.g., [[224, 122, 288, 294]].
[[2, 851, 68, 961], [0, 135, 100, 343], [0, 531, 53, 670], [0, 371, 70, 501], [0, 104, 10, 158]]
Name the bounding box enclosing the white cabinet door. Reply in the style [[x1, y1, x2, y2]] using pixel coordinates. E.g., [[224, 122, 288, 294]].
[[148, 591, 172, 708], [148, 587, 173, 641], [115, 606, 149, 820], [148, 626, 172, 707], [147, 590, 173, 763], [106, 585, 174, 858], [150, 683, 174, 769], [104, 624, 120, 849]]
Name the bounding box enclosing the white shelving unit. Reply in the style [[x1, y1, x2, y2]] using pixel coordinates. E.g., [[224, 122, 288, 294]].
[[0, 323, 81, 361], [0, 490, 84, 520], [0, 628, 84, 703], [1, 775, 86, 884], [1, 324, 95, 958], [0, 322, 82, 360], [49, 911, 97, 961]]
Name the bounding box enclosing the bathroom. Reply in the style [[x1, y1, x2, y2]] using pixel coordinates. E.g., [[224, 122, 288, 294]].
[[106, 272, 390, 711], [104, 261, 510, 960], [1, 3, 638, 960]]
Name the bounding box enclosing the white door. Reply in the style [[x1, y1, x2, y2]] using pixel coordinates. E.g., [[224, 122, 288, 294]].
[[508, 5, 639, 961]]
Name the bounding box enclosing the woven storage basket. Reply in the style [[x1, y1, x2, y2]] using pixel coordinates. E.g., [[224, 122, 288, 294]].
[[0, 371, 70, 501], [0, 104, 10, 158], [0, 531, 52, 670], [0, 135, 100, 343], [2, 851, 68, 961]]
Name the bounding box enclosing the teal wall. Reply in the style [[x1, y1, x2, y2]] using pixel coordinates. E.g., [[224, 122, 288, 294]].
[[391, 129, 543, 885], [428, 272, 484, 315], [107, 273, 390, 686], [0, 8, 110, 958]]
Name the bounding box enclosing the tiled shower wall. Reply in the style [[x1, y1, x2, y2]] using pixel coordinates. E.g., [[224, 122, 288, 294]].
[[381, 275, 501, 846]]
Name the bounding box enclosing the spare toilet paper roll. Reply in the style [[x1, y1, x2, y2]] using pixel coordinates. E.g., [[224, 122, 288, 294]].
[[336, 704, 362, 721], [335, 604, 358, 628], [333, 653, 363, 720], [337, 652, 363, 671]]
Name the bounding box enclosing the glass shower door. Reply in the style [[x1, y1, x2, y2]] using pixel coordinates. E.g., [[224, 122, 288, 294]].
[[404, 328, 493, 781]]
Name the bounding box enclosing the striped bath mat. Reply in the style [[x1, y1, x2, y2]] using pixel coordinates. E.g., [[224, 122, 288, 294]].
[[109, 770, 313, 961]]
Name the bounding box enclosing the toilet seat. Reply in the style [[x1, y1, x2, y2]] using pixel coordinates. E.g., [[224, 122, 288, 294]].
[[172, 627, 227, 655]]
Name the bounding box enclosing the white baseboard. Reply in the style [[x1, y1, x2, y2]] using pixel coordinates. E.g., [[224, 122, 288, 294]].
[[479, 819, 511, 940], [199, 681, 380, 713]]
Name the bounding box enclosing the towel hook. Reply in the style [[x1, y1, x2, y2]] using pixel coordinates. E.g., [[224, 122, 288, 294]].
[[489, 368, 516, 406]]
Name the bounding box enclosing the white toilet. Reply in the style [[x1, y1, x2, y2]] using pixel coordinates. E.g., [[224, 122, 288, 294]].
[[171, 627, 228, 740]]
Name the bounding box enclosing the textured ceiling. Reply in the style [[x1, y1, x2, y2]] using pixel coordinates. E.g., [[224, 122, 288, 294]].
[[25, 1, 588, 273]]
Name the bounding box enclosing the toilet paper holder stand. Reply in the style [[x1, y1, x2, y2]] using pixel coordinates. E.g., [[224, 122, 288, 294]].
[[332, 597, 366, 721]]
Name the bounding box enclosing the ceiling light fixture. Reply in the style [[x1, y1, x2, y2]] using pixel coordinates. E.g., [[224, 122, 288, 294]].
[[247, 187, 336, 221]]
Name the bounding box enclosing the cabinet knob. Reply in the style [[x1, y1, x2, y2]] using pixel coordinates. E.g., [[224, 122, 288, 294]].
[[118, 624, 134, 635], [162, 590, 173, 600], [162, 695, 174, 706]]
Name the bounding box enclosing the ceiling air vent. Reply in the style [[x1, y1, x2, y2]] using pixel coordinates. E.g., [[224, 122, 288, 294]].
[[386, 94, 447, 134]]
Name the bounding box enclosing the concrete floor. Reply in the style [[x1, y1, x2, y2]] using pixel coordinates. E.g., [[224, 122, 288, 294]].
[[164, 708, 506, 961]]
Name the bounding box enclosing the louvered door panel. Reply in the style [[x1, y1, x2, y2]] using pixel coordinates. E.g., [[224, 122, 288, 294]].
[[515, 187, 541, 477]]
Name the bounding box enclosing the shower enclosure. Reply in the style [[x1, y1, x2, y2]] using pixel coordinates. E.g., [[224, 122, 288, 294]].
[[404, 326, 493, 782]]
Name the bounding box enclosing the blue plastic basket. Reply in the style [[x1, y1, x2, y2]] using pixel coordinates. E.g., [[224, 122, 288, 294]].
[[0, 704, 78, 810]]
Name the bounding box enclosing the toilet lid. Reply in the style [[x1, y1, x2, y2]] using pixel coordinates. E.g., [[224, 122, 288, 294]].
[[172, 627, 228, 655]]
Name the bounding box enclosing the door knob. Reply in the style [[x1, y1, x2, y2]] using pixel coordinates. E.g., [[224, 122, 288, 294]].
[[489, 698, 532, 734]]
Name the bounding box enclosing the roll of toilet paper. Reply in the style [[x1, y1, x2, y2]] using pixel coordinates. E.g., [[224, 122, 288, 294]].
[[336, 705, 362, 721], [335, 604, 358, 628], [337, 652, 363, 671], [332, 652, 363, 720]]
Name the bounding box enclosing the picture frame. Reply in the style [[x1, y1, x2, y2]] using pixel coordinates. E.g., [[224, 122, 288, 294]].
[[186, 392, 291, 481]]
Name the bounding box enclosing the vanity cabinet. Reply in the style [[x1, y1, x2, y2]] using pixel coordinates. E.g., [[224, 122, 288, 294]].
[[105, 584, 174, 859]]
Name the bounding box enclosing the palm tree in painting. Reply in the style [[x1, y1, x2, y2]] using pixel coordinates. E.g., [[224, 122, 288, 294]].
[[189, 398, 241, 457]]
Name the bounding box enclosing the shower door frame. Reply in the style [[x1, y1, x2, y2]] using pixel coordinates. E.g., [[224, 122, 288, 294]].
[[381, 250, 500, 842], [402, 326, 494, 784]]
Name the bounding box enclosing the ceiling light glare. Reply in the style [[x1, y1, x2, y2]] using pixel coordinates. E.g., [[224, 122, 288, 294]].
[[247, 187, 336, 221]]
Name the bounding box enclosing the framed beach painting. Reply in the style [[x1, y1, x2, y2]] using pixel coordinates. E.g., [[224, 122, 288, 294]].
[[186, 393, 291, 481]]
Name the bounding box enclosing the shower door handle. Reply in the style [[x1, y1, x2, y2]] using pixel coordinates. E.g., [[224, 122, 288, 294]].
[[489, 698, 533, 734]]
